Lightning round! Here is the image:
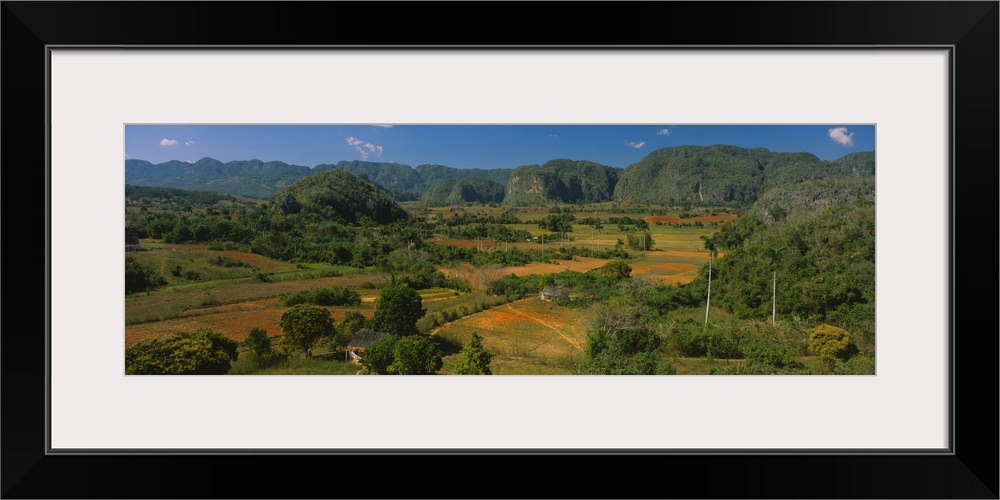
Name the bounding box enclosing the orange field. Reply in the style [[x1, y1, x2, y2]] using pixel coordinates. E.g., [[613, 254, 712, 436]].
[[432, 299, 593, 373], [125, 302, 373, 348], [627, 262, 700, 284], [460, 308, 535, 330], [647, 250, 714, 259], [499, 256, 608, 276], [440, 252, 710, 285], [157, 243, 208, 251], [646, 213, 737, 225]]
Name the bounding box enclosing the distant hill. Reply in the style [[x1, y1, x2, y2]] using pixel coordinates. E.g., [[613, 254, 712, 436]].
[[124, 147, 875, 206], [315, 161, 513, 201], [313, 160, 425, 200], [420, 177, 506, 205], [127, 157, 514, 202], [125, 184, 239, 205], [272, 170, 409, 225], [414, 164, 513, 189], [613, 145, 875, 205], [125, 158, 311, 199], [504, 159, 621, 205]]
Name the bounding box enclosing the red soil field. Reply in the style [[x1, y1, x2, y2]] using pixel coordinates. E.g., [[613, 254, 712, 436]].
[[645, 213, 737, 225], [125, 304, 373, 348], [157, 243, 209, 251]]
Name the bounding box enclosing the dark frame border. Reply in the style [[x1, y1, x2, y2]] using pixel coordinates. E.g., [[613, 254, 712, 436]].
[[3, 2, 996, 498]]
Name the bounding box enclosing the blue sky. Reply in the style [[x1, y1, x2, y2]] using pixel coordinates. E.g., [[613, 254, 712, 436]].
[[125, 125, 875, 169]]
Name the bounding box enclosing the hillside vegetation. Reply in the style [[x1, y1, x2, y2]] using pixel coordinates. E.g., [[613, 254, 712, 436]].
[[504, 159, 620, 205], [125, 158, 311, 199], [614, 146, 875, 205], [272, 170, 409, 225], [700, 176, 876, 353], [420, 177, 506, 205], [126, 147, 873, 209]]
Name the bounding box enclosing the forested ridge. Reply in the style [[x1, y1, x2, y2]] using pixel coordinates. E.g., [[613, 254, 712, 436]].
[[126, 146, 873, 207]]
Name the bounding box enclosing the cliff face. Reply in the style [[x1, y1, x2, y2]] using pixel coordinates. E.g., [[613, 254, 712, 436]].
[[503, 159, 620, 205]]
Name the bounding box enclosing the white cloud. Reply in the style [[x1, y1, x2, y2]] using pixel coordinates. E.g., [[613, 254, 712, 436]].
[[124, 153, 128, 159], [372, 124, 393, 128], [549, 134, 558, 138], [346, 136, 383, 160], [159, 138, 179, 146], [828, 127, 855, 147], [657, 129, 670, 136], [185, 160, 195, 164], [184, 140, 196, 146], [625, 140, 646, 149]]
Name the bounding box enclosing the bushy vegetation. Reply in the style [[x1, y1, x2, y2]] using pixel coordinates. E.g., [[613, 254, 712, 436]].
[[454, 333, 494, 375], [360, 335, 443, 375], [244, 327, 271, 355], [597, 260, 632, 280], [700, 177, 876, 354], [808, 324, 859, 365], [126, 329, 238, 375], [125, 256, 167, 295], [578, 304, 674, 375], [279, 304, 336, 358], [372, 283, 426, 336]]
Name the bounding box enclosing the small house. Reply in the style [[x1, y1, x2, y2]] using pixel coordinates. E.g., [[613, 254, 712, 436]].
[[540, 285, 570, 302], [346, 330, 391, 363]]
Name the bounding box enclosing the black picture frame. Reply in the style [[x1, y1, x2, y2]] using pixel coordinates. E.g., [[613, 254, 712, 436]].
[[3, 2, 997, 498]]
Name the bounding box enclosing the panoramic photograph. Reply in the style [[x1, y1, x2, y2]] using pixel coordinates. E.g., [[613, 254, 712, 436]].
[[124, 124, 876, 375]]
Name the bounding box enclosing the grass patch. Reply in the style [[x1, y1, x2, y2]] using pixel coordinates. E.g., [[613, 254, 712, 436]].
[[432, 298, 592, 375], [247, 355, 363, 375]]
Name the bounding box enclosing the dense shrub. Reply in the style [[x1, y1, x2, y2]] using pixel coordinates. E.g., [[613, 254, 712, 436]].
[[808, 324, 859, 364], [125, 257, 167, 295], [126, 329, 238, 375]]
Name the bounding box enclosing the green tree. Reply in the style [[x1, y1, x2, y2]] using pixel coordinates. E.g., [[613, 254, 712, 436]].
[[125, 256, 167, 295], [361, 335, 399, 374], [598, 259, 632, 280], [244, 327, 271, 355], [126, 329, 238, 375], [454, 332, 493, 375], [391, 336, 443, 375], [372, 283, 426, 336], [326, 310, 364, 350], [808, 324, 859, 365], [579, 304, 668, 375], [338, 310, 367, 338], [279, 304, 336, 358]]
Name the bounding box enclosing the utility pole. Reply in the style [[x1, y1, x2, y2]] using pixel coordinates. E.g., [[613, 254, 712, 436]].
[[704, 254, 713, 325]]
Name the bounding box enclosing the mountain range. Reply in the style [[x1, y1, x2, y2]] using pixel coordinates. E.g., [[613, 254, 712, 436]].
[[125, 146, 875, 206]]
